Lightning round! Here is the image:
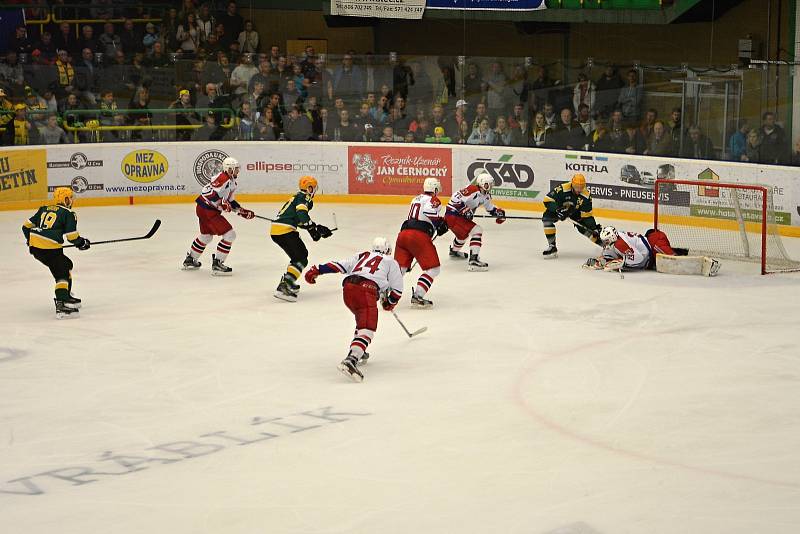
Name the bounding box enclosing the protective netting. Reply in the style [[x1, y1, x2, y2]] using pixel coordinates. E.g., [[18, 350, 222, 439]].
[[654, 180, 800, 274]]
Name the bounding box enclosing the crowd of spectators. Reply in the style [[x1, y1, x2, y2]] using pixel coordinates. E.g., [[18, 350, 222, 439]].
[[0, 5, 797, 166]]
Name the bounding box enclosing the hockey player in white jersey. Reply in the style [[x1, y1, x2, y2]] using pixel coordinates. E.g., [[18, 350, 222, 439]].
[[444, 171, 506, 271], [394, 177, 449, 308], [304, 237, 404, 382], [182, 157, 254, 275]]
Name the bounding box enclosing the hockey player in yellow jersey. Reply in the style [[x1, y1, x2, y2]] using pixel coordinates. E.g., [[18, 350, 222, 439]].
[[22, 187, 91, 318]]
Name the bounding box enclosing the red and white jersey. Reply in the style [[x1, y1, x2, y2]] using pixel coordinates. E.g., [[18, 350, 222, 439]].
[[446, 184, 495, 217], [197, 171, 238, 211], [602, 231, 652, 270], [325, 251, 404, 300], [405, 193, 442, 232]]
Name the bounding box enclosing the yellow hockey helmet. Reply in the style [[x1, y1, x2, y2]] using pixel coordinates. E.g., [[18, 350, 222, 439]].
[[571, 173, 586, 192], [53, 186, 74, 207], [299, 175, 318, 196]]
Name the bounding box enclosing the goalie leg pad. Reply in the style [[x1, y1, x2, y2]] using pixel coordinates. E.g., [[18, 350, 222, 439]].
[[702, 257, 721, 277], [656, 253, 721, 276]]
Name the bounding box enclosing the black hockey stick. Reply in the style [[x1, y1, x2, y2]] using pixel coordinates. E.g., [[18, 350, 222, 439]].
[[255, 213, 338, 231], [473, 214, 542, 220], [64, 219, 161, 248], [254, 214, 276, 222], [392, 310, 427, 338]]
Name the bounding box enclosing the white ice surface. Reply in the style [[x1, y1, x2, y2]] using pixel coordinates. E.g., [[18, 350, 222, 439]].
[[2, 202, 800, 534]]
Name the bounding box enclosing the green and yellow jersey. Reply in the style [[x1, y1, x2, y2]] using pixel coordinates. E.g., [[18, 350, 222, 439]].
[[543, 181, 595, 222], [22, 204, 81, 250], [270, 191, 314, 236]]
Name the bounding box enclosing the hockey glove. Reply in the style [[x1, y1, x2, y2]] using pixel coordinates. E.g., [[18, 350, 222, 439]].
[[306, 223, 322, 242], [75, 237, 91, 251], [604, 258, 624, 272], [582, 257, 605, 270], [237, 208, 255, 220], [316, 224, 333, 239], [304, 265, 320, 284], [555, 207, 570, 221], [491, 208, 506, 224], [381, 296, 397, 311], [436, 220, 449, 236], [220, 200, 233, 212], [458, 206, 474, 220]]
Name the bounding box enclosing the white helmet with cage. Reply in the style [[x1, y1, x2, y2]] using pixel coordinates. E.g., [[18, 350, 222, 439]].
[[222, 157, 240, 176], [475, 171, 493, 192], [372, 237, 391, 255], [423, 177, 441, 195], [600, 226, 619, 246]]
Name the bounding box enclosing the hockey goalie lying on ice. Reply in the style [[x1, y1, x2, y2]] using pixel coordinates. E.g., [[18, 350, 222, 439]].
[[584, 227, 721, 277]]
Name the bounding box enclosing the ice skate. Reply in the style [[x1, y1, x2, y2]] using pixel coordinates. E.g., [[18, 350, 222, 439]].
[[182, 253, 202, 270], [542, 245, 558, 259], [358, 352, 370, 365], [467, 253, 489, 272], [211, 254, 232, 276], [411, 295, 434, 308], [64, 294, 81, 309], [449, 246, 468, 259], [338, 355, 364, 382], [273, 279, 298, 302], [55, 298, 79, 319]]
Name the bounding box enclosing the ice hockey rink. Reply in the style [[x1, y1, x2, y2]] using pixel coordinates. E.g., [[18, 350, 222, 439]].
[[2, 202, 800, 534]]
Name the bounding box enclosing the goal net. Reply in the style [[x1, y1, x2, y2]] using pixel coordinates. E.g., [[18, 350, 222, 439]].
[[654, 179, 800, 274]]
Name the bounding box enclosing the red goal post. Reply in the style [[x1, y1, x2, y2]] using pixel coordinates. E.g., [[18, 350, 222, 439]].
[[654, 179, 800, 275]]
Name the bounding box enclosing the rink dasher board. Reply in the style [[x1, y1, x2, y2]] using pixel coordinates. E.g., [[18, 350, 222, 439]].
[[1, 142, 799, 237]]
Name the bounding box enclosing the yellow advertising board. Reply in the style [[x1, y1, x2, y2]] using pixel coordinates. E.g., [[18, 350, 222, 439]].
[[0, 149, 47, 203]]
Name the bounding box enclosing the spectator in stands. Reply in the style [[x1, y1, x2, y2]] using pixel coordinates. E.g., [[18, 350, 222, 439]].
[[728, 119, 749, 161], [316, 106, 331, 140], [9, 25, 33, 56], [618, 69, 643, 124], [78, 26, 98, 55], [248, 59, 271, 92], [623, 124, 644, 154], [238, 20, 259, 55], [531, 111, 550, 148], [3, 104, 41, 145], [468, 118, 495, 145], [607, 109, 626, 151], [492, 116, 511, 146], [336, 109, 360, 142], [179, 0, 197, 22], [299, 46, 317, 81], [643, 120, 673, 156], [0, 88, 12, 136], [74, 48, 99, 105], [98, 90, 122, 137], [363, 51, 390, 95], [59, 92, 83, 132], [548, 107, 585, 150], [118, 19, 142, 57], [791, 139, 800, 166], [529, 65, 553, 111], [572, 72, 595, 116], [430, 104, 454, 138], [372, 94, 391, 125], [391, 56, 414, 100], [267, 45, 280, 69], [354, 102, 373, 128], [471, 102, 489, 131], [681, 125, 715, 159], [145, 41, 170, 68], [283, 104, 313, 141], [39, 113, 70, 144], [177, 13, 201, 56], [170, 88, 200, 141], [507, 103, 525, 130], [236, 101, 254, 140], [143, 23, 161, 55], [33, 32, 57, 64], [759, 111, 787, 164], [197, 4, 215, 44], [542, 102, 557, 129], [424, 125, 450, 144], [256, 105, 278, 140], [98, 23, 121, 59], [243, 79, 266, 112], [194, 110, 227, 140], [590, 126, 614, 153], [333, 54, 364, 105], [462, 62, 484, 110], [23, 87, 47, 129], [484, 61, 507, 120], [667, 107, 684, 148], [53, 23, 78, 57], [218, 1, 244, 45], [122, 52, 146, 93], [639, 108, 657, 145], [508, 65, 528, 108], [230, 53, 258, 99], [509, 117, 529, 147], [0, 51, 24, 97], [378, 125, 401, 143], [434, 64, 456, 107], [577, 103, 594, 138], [594, 66, 623, 119], [741, 129, 763, 163], [413, 116, 432, 142], [51, 49, 75, 99], [128, 85, 153, 141], [390, 105, 411, 136], [282, 78, 303, 108], [161, 8, 181, 52]]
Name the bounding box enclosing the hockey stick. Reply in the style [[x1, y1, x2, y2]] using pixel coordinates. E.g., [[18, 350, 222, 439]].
[[331, 212, 338, 231], [255, 213, 339, 232], [473, 214, 542, 220], [64, 219, 161, 247], [392, 310, 427, 338], [254, 214, 276, 222]]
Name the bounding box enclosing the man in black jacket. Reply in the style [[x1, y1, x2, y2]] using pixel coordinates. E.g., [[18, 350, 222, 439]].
[[548, 107, 586, 150]]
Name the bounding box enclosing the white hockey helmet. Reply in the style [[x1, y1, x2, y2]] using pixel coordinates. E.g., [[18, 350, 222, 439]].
[[475, 171, 493, 192], [372, 237, 391, 255], [222, 156, 240, 176], [600, 226, 618, 245], [423, 177, 441, 195]]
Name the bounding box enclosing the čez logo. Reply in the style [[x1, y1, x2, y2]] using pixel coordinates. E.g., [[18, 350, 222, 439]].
[[467, 156, 534, 188]]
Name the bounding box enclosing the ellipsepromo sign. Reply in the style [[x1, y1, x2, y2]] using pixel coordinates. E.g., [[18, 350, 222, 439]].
[[426, 0, 546, 10], [331, 0, 425, 19]]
